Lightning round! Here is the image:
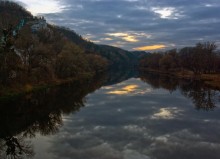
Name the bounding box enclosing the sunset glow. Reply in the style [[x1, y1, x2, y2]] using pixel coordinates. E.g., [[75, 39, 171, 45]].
[[133, 45, 166, 51], [106, 33, 139, 42]]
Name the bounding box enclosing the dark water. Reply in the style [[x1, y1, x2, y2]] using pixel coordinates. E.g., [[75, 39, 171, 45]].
[[1, 70, 220, 159]]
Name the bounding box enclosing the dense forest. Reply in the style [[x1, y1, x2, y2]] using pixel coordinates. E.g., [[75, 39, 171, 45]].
[[139, 42, 220, 75], [0, 1, 142, 96]]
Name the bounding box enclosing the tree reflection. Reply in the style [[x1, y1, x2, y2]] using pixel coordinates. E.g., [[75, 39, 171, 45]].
[[140, 71, 179, 93], [140, 71, 218, 110], [102, 67, 138, 86], [1, 68, 218, 158], [0, 74, 107, 158], [0, 135, 34, 159], [179, 80, 216, 110]]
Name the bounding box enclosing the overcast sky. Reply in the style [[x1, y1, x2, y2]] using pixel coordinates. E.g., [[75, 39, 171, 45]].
[[14, 0, 220, 51]]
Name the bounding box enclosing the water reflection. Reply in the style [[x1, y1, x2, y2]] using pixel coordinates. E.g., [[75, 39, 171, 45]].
[[140, 71, 219, 110], [47, 76, 220, 159], [0, 76, 106, 158], [107, 85, 139, 95], [0, 136, 34, 159], [0, 69, 220, 159]]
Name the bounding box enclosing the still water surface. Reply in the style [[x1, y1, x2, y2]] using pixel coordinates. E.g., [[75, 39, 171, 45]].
[[1, 71, 220, 159]]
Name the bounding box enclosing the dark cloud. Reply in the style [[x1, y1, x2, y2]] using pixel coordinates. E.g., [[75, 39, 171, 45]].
[[26, 0, 220, 50]]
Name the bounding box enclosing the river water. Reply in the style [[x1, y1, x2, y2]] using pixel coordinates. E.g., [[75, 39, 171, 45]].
[[1, 70, 220, 159]]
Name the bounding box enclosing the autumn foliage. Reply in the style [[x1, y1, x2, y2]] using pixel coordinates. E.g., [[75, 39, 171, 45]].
[[139, 42, 220, 75], [0, 1, 108, 91]]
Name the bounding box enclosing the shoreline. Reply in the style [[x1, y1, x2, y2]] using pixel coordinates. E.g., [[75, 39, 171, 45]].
[[0, 73, 93, 100], [139, 68, 220, 90]]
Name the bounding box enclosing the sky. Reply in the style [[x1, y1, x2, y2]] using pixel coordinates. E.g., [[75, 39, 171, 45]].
[[13, 0, 220, 51]]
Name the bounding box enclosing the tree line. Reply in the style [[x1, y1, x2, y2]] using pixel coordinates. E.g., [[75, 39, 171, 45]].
[[139, 42, 220, 75]]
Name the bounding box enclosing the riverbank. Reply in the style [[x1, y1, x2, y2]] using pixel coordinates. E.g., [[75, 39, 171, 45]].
[[140, 68, 220, 89], [0, 73, 94, 100]]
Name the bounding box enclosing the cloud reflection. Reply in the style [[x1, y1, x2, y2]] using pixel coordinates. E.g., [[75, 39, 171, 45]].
[[106, 84, 152, 95], [107, 85, 138, 95], [29, 77, 220, 159], [151, 107, 183, 120]]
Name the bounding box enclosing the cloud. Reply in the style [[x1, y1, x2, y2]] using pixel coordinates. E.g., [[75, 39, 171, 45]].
[[133, 44, 166, 51], [151, 7, 183, 19], [14, 0, 67, 15], [101, 38, 113, 41], [106, 33, 139, 42], [14, 0, 220, 51]]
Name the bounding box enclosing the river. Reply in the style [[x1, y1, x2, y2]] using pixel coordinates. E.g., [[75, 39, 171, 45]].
[[0, 70, 220, 159]]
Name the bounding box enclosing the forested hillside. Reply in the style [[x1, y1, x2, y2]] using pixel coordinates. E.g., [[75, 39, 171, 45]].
[[0, 1, 110, 95]]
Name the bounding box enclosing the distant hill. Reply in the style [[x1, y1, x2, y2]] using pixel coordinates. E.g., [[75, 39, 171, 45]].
[[130, 51, 150, 59], [53, 26, 146, 67]]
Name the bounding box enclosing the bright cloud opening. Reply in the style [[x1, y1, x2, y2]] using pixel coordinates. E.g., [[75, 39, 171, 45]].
[[152, 7, 181, 19], [133, 45, 166, 51], [15, 0, 66, 15], [106, 33, 139, 42]]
